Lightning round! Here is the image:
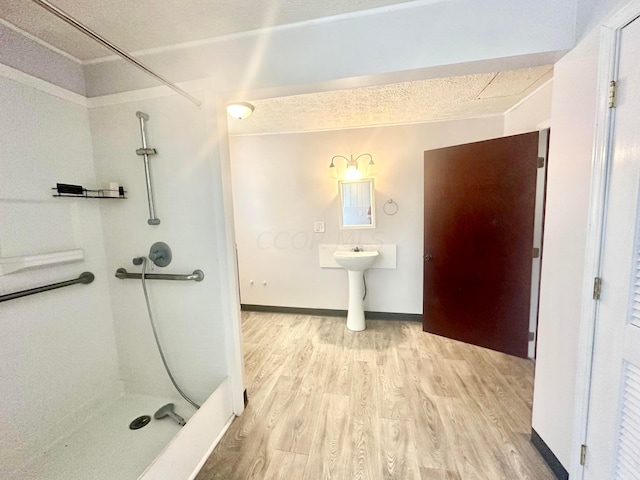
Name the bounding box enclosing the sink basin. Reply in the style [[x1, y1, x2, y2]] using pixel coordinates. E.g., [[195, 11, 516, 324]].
[[333, 251, 379, 271]]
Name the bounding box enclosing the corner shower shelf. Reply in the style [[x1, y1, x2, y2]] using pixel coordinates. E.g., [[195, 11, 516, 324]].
[[0, 249, 84, 276], [52, 185, 127, 199]]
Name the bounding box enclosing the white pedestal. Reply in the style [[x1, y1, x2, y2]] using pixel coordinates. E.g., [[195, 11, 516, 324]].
[[346, 270, 366, 331]]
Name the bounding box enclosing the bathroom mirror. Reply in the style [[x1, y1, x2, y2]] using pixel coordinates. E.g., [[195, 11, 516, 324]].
[[339, 178, 376, 229]]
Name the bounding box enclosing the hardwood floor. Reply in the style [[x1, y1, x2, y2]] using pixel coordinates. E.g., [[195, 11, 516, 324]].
[[195, 312, 553, 480]]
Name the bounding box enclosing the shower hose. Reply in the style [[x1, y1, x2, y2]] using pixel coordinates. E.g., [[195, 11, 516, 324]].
[[140, 257, 201, 409]]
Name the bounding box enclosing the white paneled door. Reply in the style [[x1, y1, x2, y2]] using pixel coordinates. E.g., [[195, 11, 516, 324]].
[[584, 15, 640, 480]]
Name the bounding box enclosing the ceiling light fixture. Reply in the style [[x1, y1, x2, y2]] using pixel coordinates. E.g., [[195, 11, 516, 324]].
[[226, 102, 255, 120]]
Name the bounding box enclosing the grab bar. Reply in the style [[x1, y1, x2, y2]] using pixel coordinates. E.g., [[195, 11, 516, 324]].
[[0, 272, 95, 303], [115, 268, 204, 282]]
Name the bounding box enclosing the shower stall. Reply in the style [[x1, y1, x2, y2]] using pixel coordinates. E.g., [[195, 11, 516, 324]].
[[0, 73, 243, 478]]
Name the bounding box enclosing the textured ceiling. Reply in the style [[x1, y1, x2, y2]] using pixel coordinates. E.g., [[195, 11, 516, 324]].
[[0, 0, 428, 61], [1, 2, 552, 134], [227, 65, 553, 135]]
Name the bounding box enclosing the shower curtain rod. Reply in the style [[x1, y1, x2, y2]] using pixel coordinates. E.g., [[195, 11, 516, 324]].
[[31, 0, 202, 107]]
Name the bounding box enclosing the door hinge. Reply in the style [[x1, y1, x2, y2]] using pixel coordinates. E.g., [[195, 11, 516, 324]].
[[593, 277, 602, 300], [533, 247, 540, 258], [537, 156, 545, 168], [609, 81, 617, 108], [528, 331, 535, 341], [580, 444, 587, 465]]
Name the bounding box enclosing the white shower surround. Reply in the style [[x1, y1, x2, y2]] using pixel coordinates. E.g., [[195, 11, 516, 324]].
[[0, 63, 239, 478], [89, 92, 230, 403]]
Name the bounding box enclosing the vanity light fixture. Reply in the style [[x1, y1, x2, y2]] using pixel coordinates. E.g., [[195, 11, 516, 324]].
[[226, 101, 255, 120], [329, 153, 376, 180]]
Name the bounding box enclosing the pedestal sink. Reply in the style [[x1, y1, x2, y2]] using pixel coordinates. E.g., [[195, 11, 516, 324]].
[[333, 250, 379, 331]]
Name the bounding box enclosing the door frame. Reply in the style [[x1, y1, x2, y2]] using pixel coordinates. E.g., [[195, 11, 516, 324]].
[[571, 2, 640, 478], [528, 129, 550, 358]]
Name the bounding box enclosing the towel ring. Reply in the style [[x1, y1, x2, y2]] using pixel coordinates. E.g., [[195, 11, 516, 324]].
[[383, 199, 399, 216]]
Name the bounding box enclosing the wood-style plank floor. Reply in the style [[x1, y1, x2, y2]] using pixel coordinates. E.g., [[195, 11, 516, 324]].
[[195, 312, 554, 480]]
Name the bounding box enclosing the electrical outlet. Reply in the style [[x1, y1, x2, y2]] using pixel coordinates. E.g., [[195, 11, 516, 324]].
[[314, 221, 325, 233]]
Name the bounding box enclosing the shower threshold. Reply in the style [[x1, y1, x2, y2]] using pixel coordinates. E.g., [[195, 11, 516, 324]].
[[14, 394, 196, 480]]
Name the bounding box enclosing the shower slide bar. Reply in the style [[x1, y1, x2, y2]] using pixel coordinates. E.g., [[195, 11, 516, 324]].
[[0, 272, 95, 303], [30, 0, 202, 107], [136, 111, 160, 226], [115, 268, 204, 282]]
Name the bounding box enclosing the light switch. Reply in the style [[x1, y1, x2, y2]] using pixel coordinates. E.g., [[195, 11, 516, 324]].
[[314, 222, 325, 233]]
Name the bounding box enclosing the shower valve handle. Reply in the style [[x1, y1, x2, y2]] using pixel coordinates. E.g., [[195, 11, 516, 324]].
[[148, 242, 172, 267]]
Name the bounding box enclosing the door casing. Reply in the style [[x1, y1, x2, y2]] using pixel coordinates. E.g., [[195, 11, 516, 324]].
[[569, 2, 640, 478]]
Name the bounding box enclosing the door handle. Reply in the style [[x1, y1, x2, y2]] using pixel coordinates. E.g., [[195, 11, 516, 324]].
[[424, 254, 433, 261]]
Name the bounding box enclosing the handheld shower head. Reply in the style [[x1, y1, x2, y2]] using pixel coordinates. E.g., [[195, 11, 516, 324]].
[[154, 403, 186, 426]]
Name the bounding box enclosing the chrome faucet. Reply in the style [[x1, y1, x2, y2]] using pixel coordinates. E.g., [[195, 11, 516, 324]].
[[351, 246, 363, 252]]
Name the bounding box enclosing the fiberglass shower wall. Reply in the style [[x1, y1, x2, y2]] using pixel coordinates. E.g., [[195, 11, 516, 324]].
[[89, 92, 230, 404], [0, 75, 120, 476]]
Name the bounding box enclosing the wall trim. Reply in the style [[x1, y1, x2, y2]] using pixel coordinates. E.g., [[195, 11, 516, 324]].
[[0, 63, 87, 107], [0, 64, 504, 130], [85, 78, 210, 108], [228, 112, 506, 137], [241, 304, 422, 322], [0, 60, 212, 110], [531, 428, 569, 480]]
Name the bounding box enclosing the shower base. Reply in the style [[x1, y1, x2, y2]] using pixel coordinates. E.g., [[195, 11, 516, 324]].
[[14, 393, 197, 480]]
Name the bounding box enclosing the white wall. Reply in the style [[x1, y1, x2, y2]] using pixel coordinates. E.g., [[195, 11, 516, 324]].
[[89, 92, 231, 405], [577, 0, 626, 39], [532, 29, 601, 468], [0, 75, 120, 475], [230, 116, 504, 314], [504, 81, 553, 136]]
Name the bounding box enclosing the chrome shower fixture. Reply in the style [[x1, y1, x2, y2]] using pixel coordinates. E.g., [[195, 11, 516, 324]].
[[131, 242, 171, 267], [148, 242, 172, 267], [136, 111, 161, 226], [132, 243, 200, 409]]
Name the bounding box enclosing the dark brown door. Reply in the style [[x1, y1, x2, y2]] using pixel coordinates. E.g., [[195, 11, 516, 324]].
[[423, 132, 539, 358]]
